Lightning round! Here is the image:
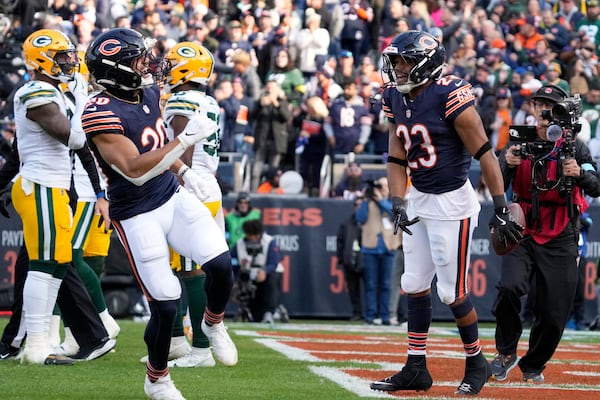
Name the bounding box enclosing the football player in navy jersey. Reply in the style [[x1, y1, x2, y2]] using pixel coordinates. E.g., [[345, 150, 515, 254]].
[[369, 30, 523, 396], [82, 28, 237, 400]]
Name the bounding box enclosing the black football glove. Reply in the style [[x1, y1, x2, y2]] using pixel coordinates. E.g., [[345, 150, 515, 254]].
[[392, 197, 420, 235], [489, 206, 524, 247]]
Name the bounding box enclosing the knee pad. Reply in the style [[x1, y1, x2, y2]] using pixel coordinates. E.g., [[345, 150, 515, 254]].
[[436, 281, 457, 305], [401, 272, 430, 294]]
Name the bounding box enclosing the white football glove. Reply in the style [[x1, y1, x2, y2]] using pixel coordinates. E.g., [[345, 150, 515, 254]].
[[177, 112, 217, 150], [179, 166, 209, 201], [67, 72, 89, 112]]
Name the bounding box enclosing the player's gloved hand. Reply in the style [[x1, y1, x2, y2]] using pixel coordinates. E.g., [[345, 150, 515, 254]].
[[177, 112, 217, 150], [67, 72, 89, 108], [489, 204, 524, 248], [392, 196, 419, 235], [179, 166, 208, 201]]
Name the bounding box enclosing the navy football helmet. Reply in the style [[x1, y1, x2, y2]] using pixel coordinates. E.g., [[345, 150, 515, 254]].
[[382, 30, 446, 94], [85, 28, 157, 91]]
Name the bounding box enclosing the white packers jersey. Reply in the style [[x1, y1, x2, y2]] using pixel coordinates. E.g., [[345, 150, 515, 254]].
[[63, 90, 106, 202], [164, 90, 221, 177], [14, 80, 71, 189]]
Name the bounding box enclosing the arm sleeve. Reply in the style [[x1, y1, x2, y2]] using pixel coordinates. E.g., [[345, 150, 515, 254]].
[[74, 144, 103, 195]]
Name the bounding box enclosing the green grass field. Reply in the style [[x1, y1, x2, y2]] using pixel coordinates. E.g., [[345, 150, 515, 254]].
[[0, 318, 368, 400]]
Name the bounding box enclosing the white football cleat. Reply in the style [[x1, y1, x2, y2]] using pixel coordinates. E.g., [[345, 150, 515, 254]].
[[201, 320, 237, 366], [144, 374, 185, 400], [168, 347, 215, 368], [140, 336, 191, 363]]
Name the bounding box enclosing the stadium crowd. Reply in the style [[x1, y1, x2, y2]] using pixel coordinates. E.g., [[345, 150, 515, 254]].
[[1, 0, 600, 194]]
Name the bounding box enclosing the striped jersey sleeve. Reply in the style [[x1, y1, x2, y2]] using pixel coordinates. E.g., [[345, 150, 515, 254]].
[[81, 107, 124, 137], [443, 79, 475, 122], [17, 81, 61, 110]]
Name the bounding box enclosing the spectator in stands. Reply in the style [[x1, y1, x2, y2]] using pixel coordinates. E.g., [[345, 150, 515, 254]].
[[307, 0, 344, 57], [297, 9, 330, 78], [305, 65, 343, 106], [231, 49, 262, 102], [256, 167, 285, 194], [356, 176, 398, 325], [266, 48, 307, 108], [556, 0, 586, 31], [490, 87, 513, 153], [582, 80, 600, 139], [334, 49, 359, 86], [249, 78, 290, 190], [340, 0, 373, 65], [543, 61, 570, 94], [131, 0, 168, 29], [333, 160, 367, 199], [358, 55, 383, 87], [216, 77, 253, 153], [249, 9, 277, 82], [165, 8, 188, 41], [539, 8, 570, 54], [324, 80, 372, 155], [576, 0, 600, 51], [569, 56, 592, 95], [217, 20, 254, 69], [336, 197, 364, 321], [295, 96, 329, 196]]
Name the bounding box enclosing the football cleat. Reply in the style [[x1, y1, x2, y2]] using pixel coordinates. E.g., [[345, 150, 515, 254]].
[[168, 347, 215, 368], [201, 319, 238, 366], [144, 374, 185, 400], [370, 355, 433, 392], [455, 352, 492, 395]]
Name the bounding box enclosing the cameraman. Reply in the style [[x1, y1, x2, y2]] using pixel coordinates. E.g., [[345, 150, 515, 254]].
[[231, 219, 283, 324], [356, 177, 400, 325], [491, 84, 600, 383]]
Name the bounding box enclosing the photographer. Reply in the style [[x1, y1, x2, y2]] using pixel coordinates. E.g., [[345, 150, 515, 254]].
[[355, 177, 399, 325], [231, 219, 283, 324], [491, 84, 600, 383]]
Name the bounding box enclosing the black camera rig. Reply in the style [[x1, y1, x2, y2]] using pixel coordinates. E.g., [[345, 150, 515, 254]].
[[508, 94, 583, 219]]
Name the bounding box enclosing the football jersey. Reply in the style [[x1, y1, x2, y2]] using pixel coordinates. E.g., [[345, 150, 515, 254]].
[[81, 86, 179, 220], [163, 90, 221, 177], [14, 81, 71, 189], [328, 96, 371, 154], [63, 90, 106, 202], [382, 77, 474, 195]]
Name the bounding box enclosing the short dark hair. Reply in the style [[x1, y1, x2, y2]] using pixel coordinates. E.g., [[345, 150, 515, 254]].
[[242, 219, 263, 236]]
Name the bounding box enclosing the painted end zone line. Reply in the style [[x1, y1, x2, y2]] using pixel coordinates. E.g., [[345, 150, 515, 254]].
[[309, 366, 499, 400]]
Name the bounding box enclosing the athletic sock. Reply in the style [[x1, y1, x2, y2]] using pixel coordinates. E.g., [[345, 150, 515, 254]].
[[72, 249, 108, 313], [451, 295, 481, 356], [407, 294, 432, 356], [84, 256, 106, 277], [183, 274, 209, 348]]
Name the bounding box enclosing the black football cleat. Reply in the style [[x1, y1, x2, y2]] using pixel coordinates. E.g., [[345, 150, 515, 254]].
[[43, 354, 75, 365], [0, 342, 21, 360], [455, 352, 492, 396], [370, 356, 433, 392], [71, 338, 116, 361]]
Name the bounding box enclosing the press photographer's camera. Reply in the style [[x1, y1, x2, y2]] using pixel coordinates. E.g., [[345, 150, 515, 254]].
[[364, 179, 382, 200], [245, 240, 263, 257], [552, 95, 583, 127]]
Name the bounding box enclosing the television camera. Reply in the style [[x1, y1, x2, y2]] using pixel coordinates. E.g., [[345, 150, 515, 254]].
[[509, 94, 583, 218]]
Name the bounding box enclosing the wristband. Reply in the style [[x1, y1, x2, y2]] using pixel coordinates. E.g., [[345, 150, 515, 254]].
[[178, 165, 190, 178], [492, 194, 507, 209], [96, 190, 106, 200]]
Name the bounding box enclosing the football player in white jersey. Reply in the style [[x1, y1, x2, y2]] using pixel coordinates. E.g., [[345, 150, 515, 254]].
[[12, 29, 91, 364], [161, 42, 227, 368], [51, 54, 120, 355]]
